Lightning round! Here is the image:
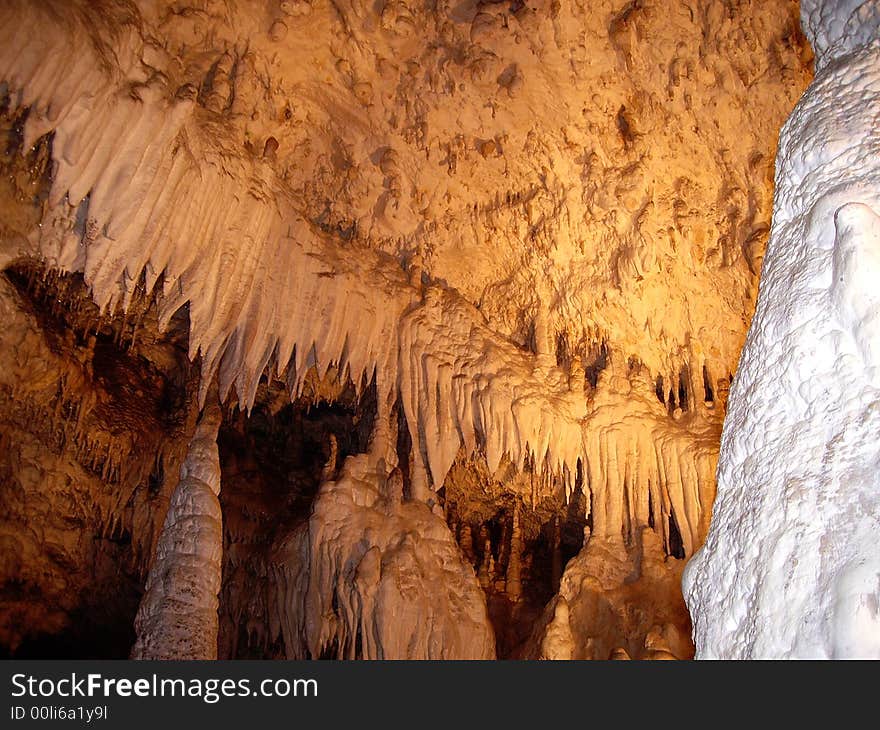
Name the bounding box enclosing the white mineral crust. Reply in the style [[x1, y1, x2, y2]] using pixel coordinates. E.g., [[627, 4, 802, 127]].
[[685, 0, 880, 658]]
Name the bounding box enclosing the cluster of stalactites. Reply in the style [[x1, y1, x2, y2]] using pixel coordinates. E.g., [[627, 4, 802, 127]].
[[0, 0, 412, 415], [0, 0, 720, 556], [397, 289, 719, 555]]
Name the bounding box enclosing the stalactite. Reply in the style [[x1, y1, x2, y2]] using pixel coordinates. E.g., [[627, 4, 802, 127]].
[[1, 0, 726, 562]]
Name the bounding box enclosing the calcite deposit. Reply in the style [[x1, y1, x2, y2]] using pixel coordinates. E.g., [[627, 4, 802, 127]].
[[685, 0, 880, 659], [0, 0, 817, 659], [131, 399, 223, 659]]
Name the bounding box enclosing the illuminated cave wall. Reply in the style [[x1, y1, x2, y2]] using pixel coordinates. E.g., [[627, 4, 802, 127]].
[[0, 0, 811, 659]]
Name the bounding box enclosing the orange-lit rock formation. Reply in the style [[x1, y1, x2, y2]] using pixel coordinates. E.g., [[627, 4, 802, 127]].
[[0, 0, 811, 659]]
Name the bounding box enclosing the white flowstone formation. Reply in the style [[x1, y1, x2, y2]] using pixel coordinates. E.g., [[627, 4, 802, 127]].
[[269, 453, 496, 660], [529, 528, 693, 660], [684, 0, 880, 658], [131, 400, 223, 659]]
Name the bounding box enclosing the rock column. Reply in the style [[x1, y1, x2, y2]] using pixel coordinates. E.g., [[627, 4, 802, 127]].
[[131, 400, 223, 659], [685, 1, 880, 658]]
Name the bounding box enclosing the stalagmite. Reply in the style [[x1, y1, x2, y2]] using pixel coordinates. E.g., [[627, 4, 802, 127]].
[[551, 517, 563, 591], [478, 528, 493, 591], [459, 524, 476, 564], [685, 0, 880, 658], [269, 443, 495, 659], [131, 400, 223, 660], [506, 503, 523, 603]]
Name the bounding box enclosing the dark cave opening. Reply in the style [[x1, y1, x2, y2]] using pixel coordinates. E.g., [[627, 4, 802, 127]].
[[443, 454, 588, 659], [584, 341, 609, 388], [3, 553, 144, 660], [216, 372, 377, 659]]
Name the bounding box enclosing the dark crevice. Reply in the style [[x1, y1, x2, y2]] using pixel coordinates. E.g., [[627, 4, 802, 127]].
[[394, 396, 413, 500], [678, 367, 689, 412], [584, 341, 608, 388], [703, 364, 714, 403], [655, 375, 665, 404], [667, 508, 685, 560]]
